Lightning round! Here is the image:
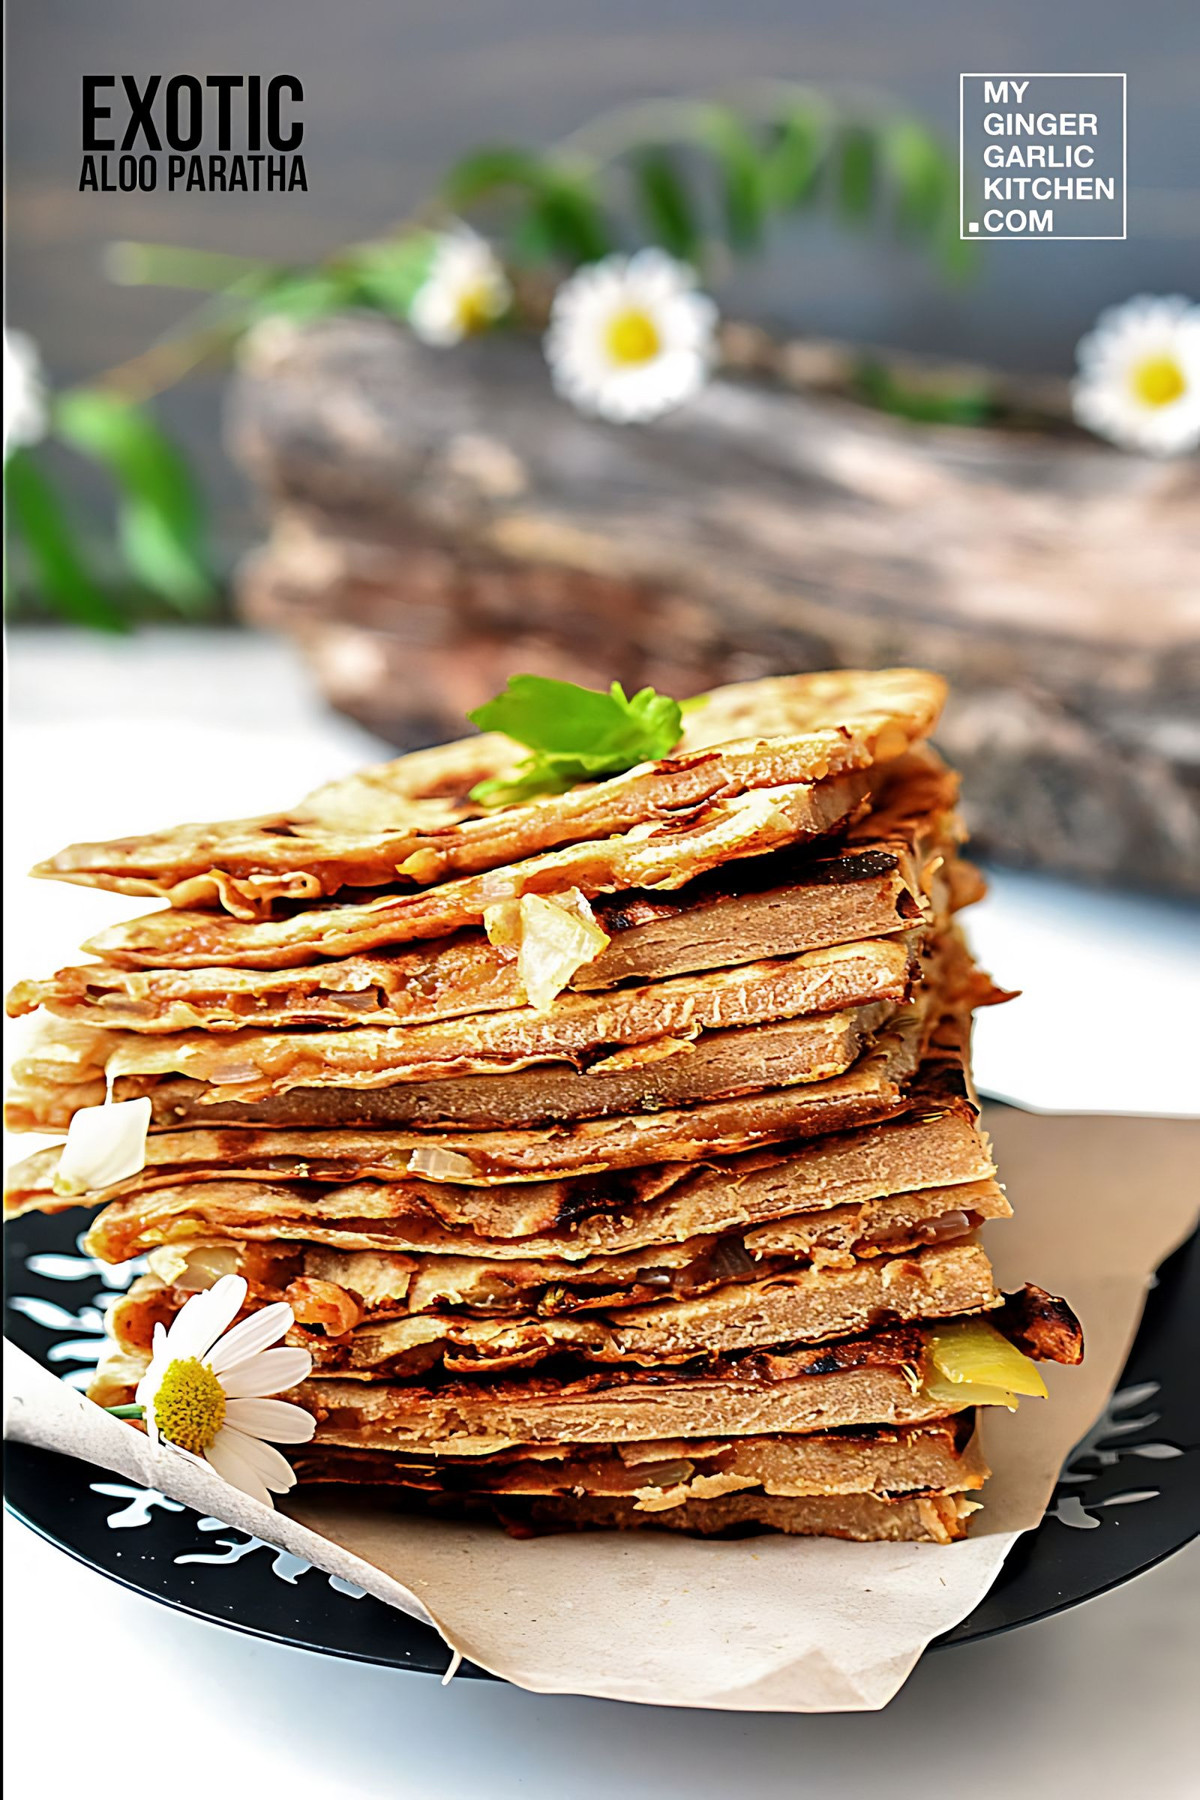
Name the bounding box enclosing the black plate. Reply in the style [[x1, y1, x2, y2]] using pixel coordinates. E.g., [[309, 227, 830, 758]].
[[4, 1206, 1197, 1678]]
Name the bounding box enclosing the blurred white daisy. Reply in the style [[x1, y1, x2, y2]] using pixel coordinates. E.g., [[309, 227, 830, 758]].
[[4, 329, 49, 458], [544, 250, 718, 423], [1072, 295, 1200, 456], [134, 1274, 315, 1507], [408, 227, 512, 346]]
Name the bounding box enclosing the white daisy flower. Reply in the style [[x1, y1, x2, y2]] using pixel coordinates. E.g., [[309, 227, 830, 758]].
[[408, 227, 512, 346], [544, 249, 718, 423], [4, 329, 49, 458], [133, 1274, 315, 1507], [1072, 294, 1200, 457]]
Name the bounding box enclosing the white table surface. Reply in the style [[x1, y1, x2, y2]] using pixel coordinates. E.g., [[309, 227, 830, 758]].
[[4, 628, 1198, 1794]]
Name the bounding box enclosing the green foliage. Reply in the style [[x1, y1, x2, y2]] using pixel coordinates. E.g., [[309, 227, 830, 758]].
[[15, 86, 977, 631], [244, 269, 356, 323], [632, 150, 703, 262], [342, 235, 440, 316], [467, 675, 683, 806], [853, 358, 997, 426], [764, 107, 828, 208], [443, 147, 612, 266], [698, 108, 769, 251], [835, 123, 879, 222], [440, 90, 968, 280], [52, 389, 214, 612], [4, 450, 128, 631]]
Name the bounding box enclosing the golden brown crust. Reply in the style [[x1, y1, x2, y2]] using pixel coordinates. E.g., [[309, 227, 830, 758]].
[[23, 937, 922, 1103], [6, 1024, 989, 1231], [108, 1179, 1008, 1329], [33, 669, 945, 912], [6, 990, 935, 1143], [352, 1487, 981, 1542], [109, 1243, 1002, 1376], [78, 775, 872, 967], [290, 1419, 990, 1508]]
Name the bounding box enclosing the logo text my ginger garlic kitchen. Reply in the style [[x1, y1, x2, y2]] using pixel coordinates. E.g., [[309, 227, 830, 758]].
[[80, 75, 307, 192]]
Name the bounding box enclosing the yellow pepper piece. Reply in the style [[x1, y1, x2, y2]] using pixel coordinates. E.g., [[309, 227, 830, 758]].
[[927, 1318, 1048, 1400], [922, 1368, 1021, 1413]]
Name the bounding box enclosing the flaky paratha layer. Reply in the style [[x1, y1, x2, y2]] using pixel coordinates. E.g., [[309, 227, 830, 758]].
[[10, 754, 970, 1031], [35, 669, 945, 913], [109, 1242, 1001, 1376], [289, 1416, 989, 1507], [23, 937, 919, 1104], [111, 1181, 1008, 1334]]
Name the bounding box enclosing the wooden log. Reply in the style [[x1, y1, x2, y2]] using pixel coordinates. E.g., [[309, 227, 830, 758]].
[[227, 314, 1200, 895]]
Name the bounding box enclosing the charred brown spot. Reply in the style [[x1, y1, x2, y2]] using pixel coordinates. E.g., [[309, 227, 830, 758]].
[[553, 1167, 652, 1227], [995, 1284, 1085, 1366]]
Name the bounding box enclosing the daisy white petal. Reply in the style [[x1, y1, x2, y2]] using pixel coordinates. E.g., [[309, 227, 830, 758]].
[[224, 1397, 317, 1444], [1072, 293, 1200, 456], [162, 1274, 248, 1362], [204, 1432, 274, 1508], [4, 329, 48, 456], [544, 252, 717, 423], [217, 1346, 313, 1398], [206, 1301, 294, 1375], [219, 1428, 300, 1494], [409, 227, 512, 347]]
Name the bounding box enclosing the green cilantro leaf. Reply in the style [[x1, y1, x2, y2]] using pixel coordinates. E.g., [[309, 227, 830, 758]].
[[467, 676, 684, 807]]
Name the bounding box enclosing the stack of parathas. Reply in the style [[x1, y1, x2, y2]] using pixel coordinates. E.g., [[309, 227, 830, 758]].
[[5, 669, 1082, 1544]]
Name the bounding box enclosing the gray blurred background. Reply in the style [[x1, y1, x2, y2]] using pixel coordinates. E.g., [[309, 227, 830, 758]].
[[8, 0, 1199, 563]]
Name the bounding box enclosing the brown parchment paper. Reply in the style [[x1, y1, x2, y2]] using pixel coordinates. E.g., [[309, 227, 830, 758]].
[[5, 1107, 1197, 1712]]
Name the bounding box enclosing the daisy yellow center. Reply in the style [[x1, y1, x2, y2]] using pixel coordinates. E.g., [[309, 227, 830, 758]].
[[454, 283, 499, 335], [1131, 355, 1186, 408], [605, 308, 661, 366], [151, 1357, 226, 1454]]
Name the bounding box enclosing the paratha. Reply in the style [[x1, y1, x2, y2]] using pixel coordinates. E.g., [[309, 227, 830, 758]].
[[36, 669, 945, 914], [7, 1013, 987, 1226], [107, 1242, 1002, 1377], [6, 994, 930, 1140], [24, 938, 920, 1116], [390, 1490, 981, 1542], [90, 1287, 1077, 1451], [7, 844, 973, 1035], [106, 1180, 1008, 1329], [289, 1416, 989, 1504], [80, 774, 870, 969]]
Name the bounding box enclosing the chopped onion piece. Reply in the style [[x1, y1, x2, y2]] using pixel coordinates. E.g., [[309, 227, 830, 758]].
[[407, 1145, 477, 1181], [53, 1097, 152, 1196], [927, 1319, 1048, 1399], [147, 1243, 241, 1291], [484, 889, 609, 1012]]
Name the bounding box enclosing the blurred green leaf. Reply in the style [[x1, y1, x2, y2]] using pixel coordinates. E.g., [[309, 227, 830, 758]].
[[935, 223, 979, 280], [440, 145, 550, 209], [117, 501, 212, 611], [442, 145, 611, 266], [247, 269, 355, 323], [633, 149, 702, 261], [836, 123, 878, 222], [53, 389, 214, 613], [346, 234, 439, 315], [4, 450, 128, 631], [529, 173, 612, 264], [881, 118, 954, 234], [854, 358, 996, 425], [701, 109, 768, 251], [765, 106, 827, 209]]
